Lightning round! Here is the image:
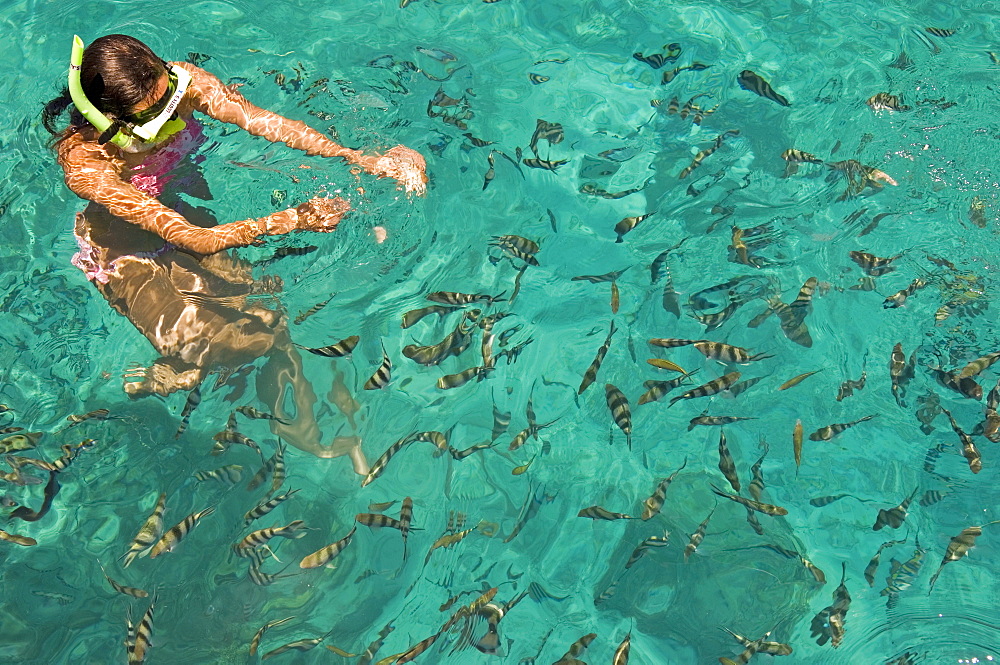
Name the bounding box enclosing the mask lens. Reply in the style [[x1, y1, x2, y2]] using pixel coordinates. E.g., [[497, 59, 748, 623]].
[[127, 71, 178, 125]]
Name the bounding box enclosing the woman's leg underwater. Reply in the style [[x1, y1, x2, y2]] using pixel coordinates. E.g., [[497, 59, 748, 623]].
[[256, 328, 369, 474]]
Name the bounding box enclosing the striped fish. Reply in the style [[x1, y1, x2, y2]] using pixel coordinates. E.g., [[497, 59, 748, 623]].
[[236, 405, 290, 425], [523, 157, 568, 171], [717, 431, 741, 492], [863, 537, 906, 586], [490, 235, 540, 264], [737, 70, 790, 106], [605, 383, 632, 448], [449, 442, 494, 460], [925, 27, 955, 37], [638, 371, 698, 405], [872, 488, 918, 530], [411, 430, 448, 453], [126, 594, 157, 664], [122, 492, 167, 567], [269, 442, 287, 496], [392, 631, 442, 664], [174, 386, 202, 439], [362, 435, 415, 487], [578, 505, 633, 520], [918, 489, 949, 507], [888, 343, 915, 406], [579, 322, 617, 394], [437, 365, 491, 390], [260, 244, 317, 265], [572, 267, 630, 283], [247, 559, 294, 587], [211, 430, 262, 457], [262, 635, 329, 660], [529, 118, 564, 153], [246, 443, 279, 492], [243, 488, 300, 526], [725, 375, 765, 398], [98, 559, 148, 598], [294, 293, 335, 325], [296, 335, 360, 358], [809, 414, 877, 441], [678, 130, 739, 178], [149, 507, 215, 558], [614, 210, 656, 242], [356, 513, 403, 529], [489, 234, 539, 256], [363, 342, 393, 390], [632, 47, 680, 69], [425, 523, 480, 563], [688, 414, 756, 430], [836, 371, 867, 401], [625, 532, 669, 569], [554, 633, 597, 664], [490, 404, 511, 441], [507, 419, 556, 451], [849, 250, 900, 277], [399, 497, 414, 559], [684, 509, 715, 561], [928, 523, 1000, 592], [193, 464, 242, 485], [742, 505, 764, 535], [881, 541, 925, 603], [669, 371, 742, 406], [299, 525, 357, 569], [692, 340, 770, 363], [710, 484, 788, 516], [426, 291, 506, 306], [809, 493, 864, 507], [781, 148, 823, 163], [65, 408, 111, 427], [641, 458, 686, 520], [234, 520, 309, 556], [401, 305, 461, 329], [249, 616, 295, 656]]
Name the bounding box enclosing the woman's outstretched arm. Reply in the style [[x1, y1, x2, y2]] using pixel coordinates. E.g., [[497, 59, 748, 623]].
[[180, 62, 427, 192]]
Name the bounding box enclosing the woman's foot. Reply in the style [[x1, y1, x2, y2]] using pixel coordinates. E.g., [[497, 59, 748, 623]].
[[123, 357, 204, 397]]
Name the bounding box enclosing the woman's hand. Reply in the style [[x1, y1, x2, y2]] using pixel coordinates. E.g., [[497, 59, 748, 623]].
[[356, 145, 428, 195], [294, 196, 351, 232]]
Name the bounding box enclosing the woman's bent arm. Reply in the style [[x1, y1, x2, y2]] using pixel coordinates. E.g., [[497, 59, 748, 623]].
[[56, 135, 313, 253]]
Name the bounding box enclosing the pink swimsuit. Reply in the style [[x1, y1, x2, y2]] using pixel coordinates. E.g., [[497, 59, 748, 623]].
[[71, 120, 207, 283]]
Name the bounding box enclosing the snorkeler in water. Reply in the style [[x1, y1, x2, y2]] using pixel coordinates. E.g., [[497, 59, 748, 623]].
[[41, 34, 427, 468]]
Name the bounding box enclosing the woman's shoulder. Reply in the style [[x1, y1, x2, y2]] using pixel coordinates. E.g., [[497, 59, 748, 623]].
[[57, 131, 124, 175]]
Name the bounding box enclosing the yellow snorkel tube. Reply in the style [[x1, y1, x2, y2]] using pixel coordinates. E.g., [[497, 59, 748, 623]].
[[68, 35, 190, 153], [68, 35, 136, 151]]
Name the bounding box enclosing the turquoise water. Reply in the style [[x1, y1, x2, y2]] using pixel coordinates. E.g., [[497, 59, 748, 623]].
[[2, 0, 1000, 662]]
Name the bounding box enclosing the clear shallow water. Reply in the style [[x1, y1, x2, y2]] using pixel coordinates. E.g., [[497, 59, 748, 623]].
[[2, 0, 1000, 663]]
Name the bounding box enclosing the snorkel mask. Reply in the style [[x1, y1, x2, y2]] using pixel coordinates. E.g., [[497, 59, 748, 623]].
[[68, 35, 189, 153]]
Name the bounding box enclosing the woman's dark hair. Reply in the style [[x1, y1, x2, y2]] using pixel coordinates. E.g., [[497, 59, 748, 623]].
[[42, 34, 166, 141]]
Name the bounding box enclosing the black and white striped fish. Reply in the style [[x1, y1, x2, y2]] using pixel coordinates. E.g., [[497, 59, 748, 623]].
[[578, 322, 617, 394], [737, 70, 790, 106], [605, 383, 633, 448], [122, 492, 167, 567], [149, 507, 215, 558], [363, 342, 393, 390], [299, 526, 357, 569], [296, 335, 360, 358]]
